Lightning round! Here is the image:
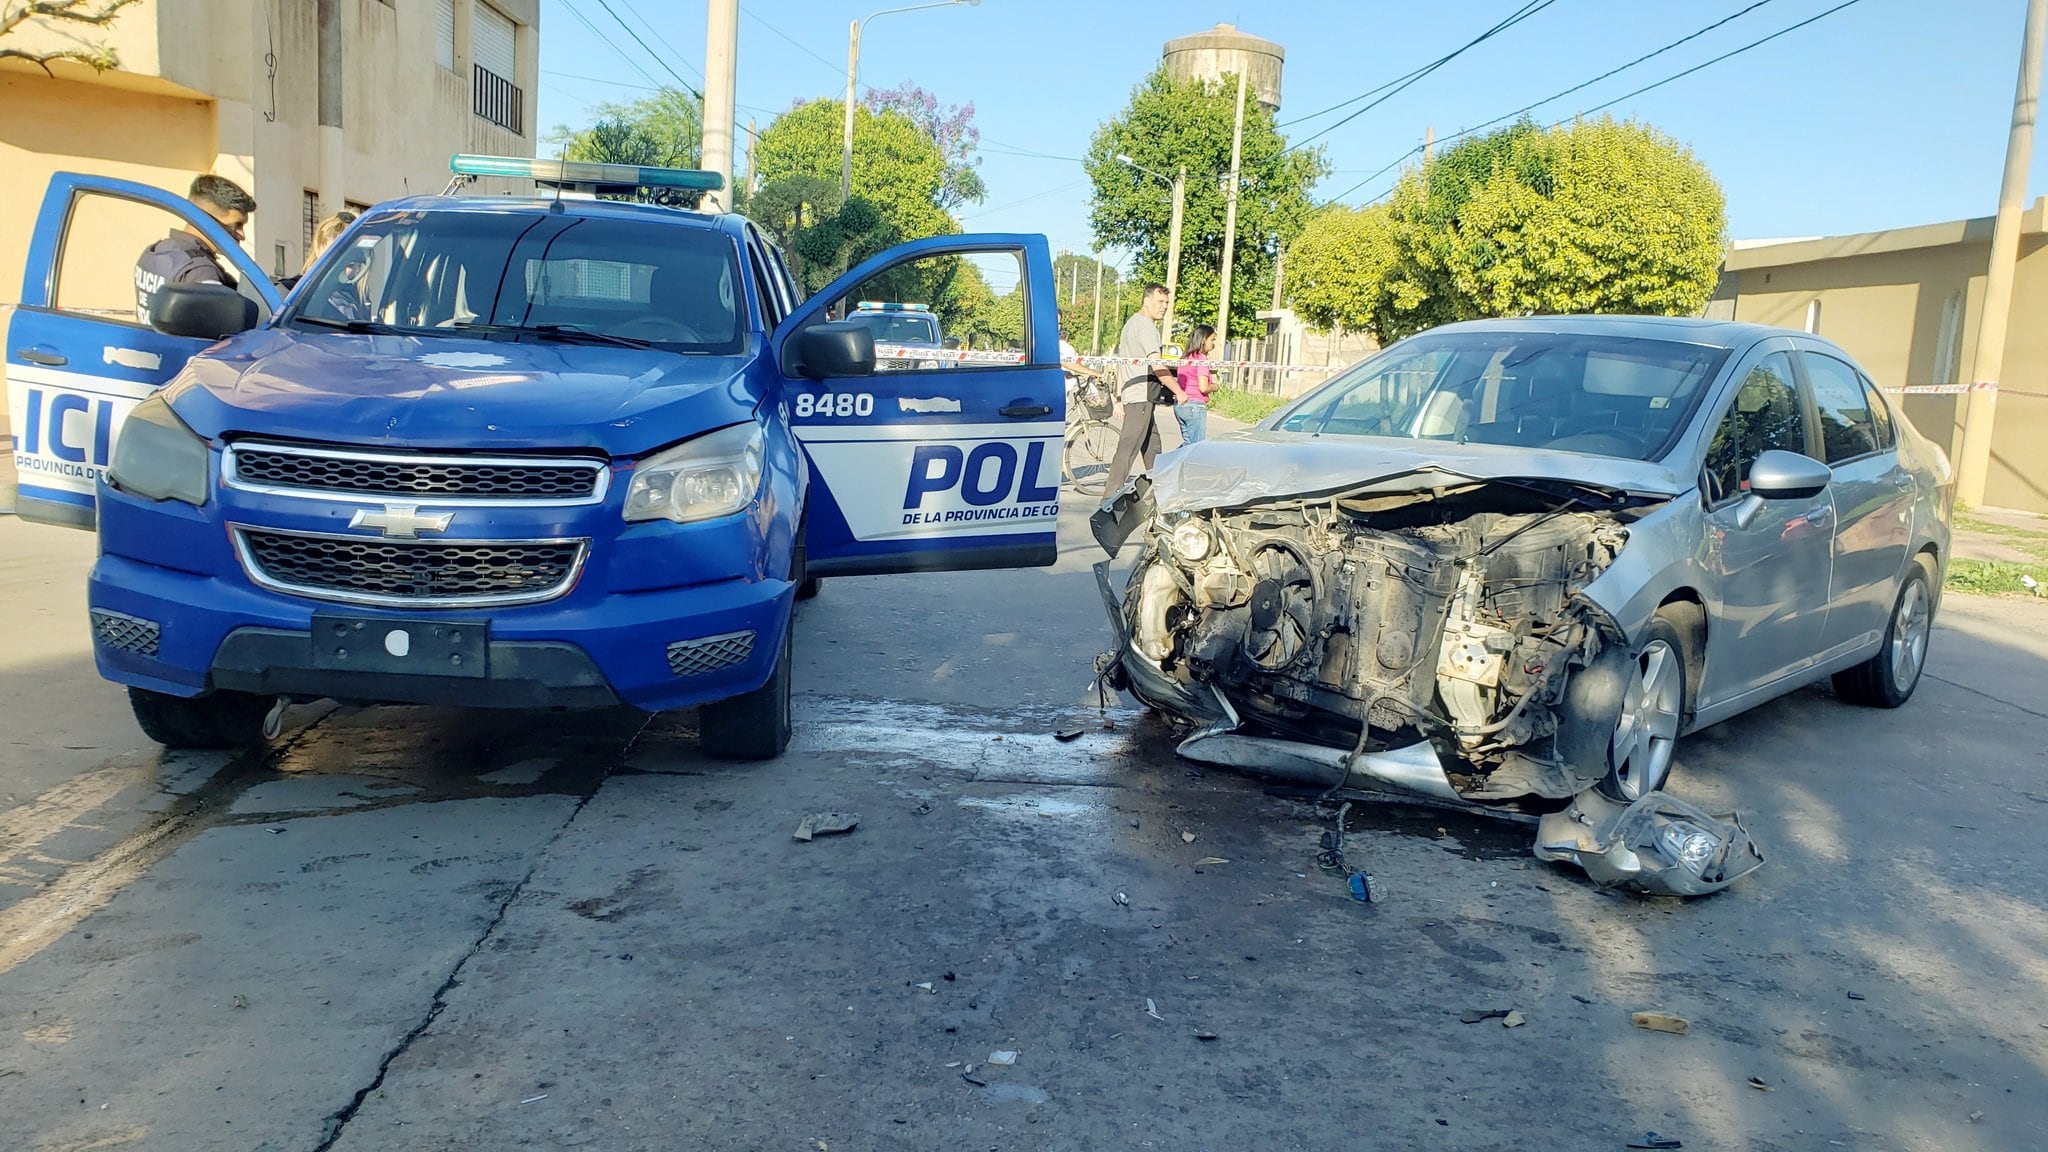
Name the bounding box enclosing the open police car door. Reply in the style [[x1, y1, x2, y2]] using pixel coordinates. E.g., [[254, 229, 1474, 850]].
[[780, 235, 1065, 575], [7, 172, 280, 529]]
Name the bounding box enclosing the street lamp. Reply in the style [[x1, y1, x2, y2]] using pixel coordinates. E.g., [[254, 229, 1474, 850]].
[[1117, 153, 1186, 351], [842, 0, 978, 201]]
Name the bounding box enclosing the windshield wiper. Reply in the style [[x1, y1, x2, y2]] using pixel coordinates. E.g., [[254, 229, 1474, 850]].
[[449, 322, 651, 349], [292, 315, 409, 335]]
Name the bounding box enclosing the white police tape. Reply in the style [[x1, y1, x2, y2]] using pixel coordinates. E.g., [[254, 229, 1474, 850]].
[[1882, 382, 1997, 395]]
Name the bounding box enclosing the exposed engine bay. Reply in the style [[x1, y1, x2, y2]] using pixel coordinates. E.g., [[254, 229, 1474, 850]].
[[1094, 472, 1767, 896], [1116, 480, 1642, 805]]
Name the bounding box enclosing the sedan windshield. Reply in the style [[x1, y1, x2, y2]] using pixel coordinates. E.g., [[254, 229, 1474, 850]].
[[288, 209, 744, 354], [1270, 330, 1730, 462]]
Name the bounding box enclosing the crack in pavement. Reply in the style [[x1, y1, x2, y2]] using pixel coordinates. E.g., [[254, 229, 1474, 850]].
[[1925, 672, 2048, 721], [309, 766, 610, 1152]]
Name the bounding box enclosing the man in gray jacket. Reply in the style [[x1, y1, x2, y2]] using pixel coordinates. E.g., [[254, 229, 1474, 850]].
[[1101, 283, 1186, 498], [133, 174, 257, 322]]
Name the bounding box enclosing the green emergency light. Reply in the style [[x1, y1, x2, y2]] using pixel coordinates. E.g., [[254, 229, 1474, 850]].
[[447, 154, 725, 193]]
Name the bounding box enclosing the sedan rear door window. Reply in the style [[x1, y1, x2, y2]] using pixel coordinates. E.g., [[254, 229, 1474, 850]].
[[1802, 352, 1881, 463]]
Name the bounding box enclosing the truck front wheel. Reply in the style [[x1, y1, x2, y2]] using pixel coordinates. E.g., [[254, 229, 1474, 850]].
[[127, 687, 271, 750], [698, 620, 793, 760]]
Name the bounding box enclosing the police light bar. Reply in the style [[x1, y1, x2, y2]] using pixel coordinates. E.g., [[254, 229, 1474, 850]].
[[854, 301, 930, 312], [447, 154, 724, 192]]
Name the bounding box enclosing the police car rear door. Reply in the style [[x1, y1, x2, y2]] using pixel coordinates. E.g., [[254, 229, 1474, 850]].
[[7, 172, 280, 528], [778, 235, 1065, 575]]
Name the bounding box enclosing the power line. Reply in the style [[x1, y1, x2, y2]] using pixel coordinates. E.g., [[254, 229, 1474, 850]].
[[559, 0, 671, 94], [1323, 0, 1865, 205], [617, 0, 706, 85], [588, 0, 703, 98], [1285, 0, 1561, 153], [959, 179, 1088, 219]]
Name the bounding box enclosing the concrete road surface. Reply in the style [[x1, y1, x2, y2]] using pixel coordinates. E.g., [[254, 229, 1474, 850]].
[[2, 509, 2047, 1152]]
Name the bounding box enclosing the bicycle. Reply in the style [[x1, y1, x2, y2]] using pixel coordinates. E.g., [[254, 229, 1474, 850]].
[[1063, 374, 1121, 497]]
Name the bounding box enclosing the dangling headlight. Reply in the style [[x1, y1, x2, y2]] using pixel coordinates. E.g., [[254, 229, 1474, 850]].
[[1170, 518, 1212, 562], [622, 422, 765, 524]]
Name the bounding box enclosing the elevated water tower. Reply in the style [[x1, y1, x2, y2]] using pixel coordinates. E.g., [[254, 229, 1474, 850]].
[[1162, 23, 1284, 114]]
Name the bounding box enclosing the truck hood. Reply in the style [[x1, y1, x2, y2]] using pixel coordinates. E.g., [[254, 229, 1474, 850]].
[[166, 327, 759, 458], [1147, 429, 1692, 515]]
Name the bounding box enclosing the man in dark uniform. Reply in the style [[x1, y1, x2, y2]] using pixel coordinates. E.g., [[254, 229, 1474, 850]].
[[133, 174, 257, 322]]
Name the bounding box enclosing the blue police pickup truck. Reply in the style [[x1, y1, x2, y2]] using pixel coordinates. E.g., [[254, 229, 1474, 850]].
[[6, 157, 1067, 759]]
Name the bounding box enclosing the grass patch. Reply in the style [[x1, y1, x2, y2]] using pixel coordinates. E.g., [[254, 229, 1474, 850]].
[[1946, 557, 2045, 598], [1207, 387, 1288, 425], [1954, 511, 2048, 561]]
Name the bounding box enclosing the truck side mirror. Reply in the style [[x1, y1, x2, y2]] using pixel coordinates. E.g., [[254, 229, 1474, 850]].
[[151, 283, 258, 340], [793, 321, 876, 379]]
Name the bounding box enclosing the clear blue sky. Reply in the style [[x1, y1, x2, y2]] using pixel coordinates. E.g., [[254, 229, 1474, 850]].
[[538, 0, 2045, 270]]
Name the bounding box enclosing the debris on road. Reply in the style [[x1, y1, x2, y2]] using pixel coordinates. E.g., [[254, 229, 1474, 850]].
[[1113, 892, 1130, 906], [1501, 1010, 1526, 1028], [1195, 1030, 1217, 1041], [1572, 994, 1594, 1005], [961, 1071, 987, 1087], [1348, 872, 1373, 902], [1627, 1134, 1682, 1150], [913, 982, 935, 993], [944, 1062, 960, 1068], [1536, 791, 1764, 896], [1196, 856, 1229, 866], [1631, 1012, 1690, 1035], [229, 994, 247, 1010], [1746, 1077, 1774, 1092], [1145, 998, 1163, 1021], [1846, 991, 1866, 1001], [1970, 1110, 1985, 1123], [1054, 727, 1085, 742], [987, 1050, 1017, 1066], [1460, 1009, 1512, 1024], [793, 812, 860, 842], [1181, 831, 1196, 843], [520, 1094, 548, 1105]]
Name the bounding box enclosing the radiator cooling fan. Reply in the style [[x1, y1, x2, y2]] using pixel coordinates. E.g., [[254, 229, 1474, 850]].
[[1243, 544, 1316, 670]]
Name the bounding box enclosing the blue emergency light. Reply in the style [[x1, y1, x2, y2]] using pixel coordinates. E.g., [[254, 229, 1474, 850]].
[[855, 301, 930, 312], [448, 154, 725, 193]]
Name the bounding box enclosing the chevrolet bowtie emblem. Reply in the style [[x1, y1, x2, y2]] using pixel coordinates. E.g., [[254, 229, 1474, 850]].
[[349, 504, 454, 538]]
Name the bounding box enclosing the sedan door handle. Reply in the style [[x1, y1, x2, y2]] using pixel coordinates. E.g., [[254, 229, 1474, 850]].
[[17, 347, 67, 367], [1000, 404, 1052, 419]]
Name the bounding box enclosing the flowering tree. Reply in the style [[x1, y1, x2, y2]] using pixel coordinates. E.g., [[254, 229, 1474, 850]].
[[864, 82, 985, 211]]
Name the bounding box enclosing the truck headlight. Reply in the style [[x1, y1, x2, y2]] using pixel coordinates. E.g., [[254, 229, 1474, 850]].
[[622, 422, 765, 524], [108, 394, 209, 506]]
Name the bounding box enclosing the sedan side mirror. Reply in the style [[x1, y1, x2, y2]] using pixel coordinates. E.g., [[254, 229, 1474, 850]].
[[792, 321, 876, 380], [1747, 449, 1832, 500], [151, 283, 258, 340]]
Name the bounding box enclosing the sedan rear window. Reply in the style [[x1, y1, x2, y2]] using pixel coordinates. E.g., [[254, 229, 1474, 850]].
[[1273, 331, 1730, 462], [289, 210, 744, 354]]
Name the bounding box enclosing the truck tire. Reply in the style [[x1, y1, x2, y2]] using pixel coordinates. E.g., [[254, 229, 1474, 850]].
[[699, 619, 793, 760], [127, 687, 271, 750]]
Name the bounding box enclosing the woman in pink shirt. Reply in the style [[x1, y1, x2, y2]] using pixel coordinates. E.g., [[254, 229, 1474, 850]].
[[1175, 324, 1215, 445]]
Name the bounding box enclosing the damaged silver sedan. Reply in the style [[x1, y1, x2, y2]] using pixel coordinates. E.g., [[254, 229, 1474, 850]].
[[1095, 317, 1953, 894]]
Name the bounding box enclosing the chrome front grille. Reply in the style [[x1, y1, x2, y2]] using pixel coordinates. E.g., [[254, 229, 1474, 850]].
[[90, 609, 160, 656], [226, 442, 606, 503], [666, 631, 755, 677], [234, 528, 586, 608]]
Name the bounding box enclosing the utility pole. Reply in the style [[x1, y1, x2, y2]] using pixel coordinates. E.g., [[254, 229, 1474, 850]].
[[1215, 68, 1249, 361], [700, 0, 739, 211], [1163, 165, 1186, 349], [1958, 0, 2047, 507], [1422, 126, 1434, 196], [840, 18, 860, 201], [1091, 254, 1105, 355], [743, 117, 757, 198]]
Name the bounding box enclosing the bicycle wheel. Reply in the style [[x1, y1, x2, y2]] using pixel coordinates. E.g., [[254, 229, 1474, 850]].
[[1064, 418, 1120, 496]]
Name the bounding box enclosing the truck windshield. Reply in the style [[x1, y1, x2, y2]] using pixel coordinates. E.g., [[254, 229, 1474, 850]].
[[288, 210, 745, 354], [1269, 331, 1730, 462]]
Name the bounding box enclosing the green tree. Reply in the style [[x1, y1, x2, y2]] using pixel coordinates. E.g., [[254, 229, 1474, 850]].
[[557, 88, 703, 169], [1372, 117, 1726, 342], [753, 98, 956, 246], [1085, 67, 1326, 341], [1052, 251, 1122, 351], [1284, 204, 1397, 337]]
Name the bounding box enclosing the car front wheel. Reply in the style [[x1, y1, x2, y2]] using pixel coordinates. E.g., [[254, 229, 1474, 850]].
[[127, 687, 271, 750], [1599, 611, 1690, 802], [1833, 564, 1933, 708], [699, 618, 793, 760]]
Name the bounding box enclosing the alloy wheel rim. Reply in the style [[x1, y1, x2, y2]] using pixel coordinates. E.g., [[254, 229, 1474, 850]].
[[1611, 639, 1682, 800], [1891, 579, 1931, 691]]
